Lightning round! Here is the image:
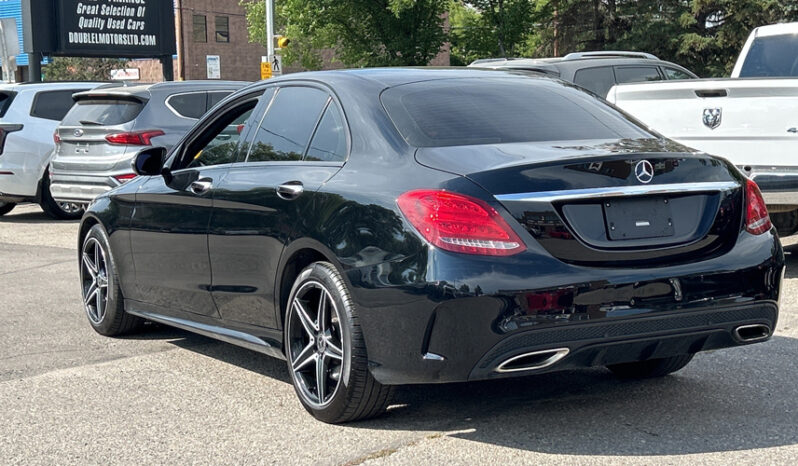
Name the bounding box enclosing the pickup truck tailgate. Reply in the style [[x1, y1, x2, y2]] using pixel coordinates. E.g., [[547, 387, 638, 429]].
[[608, 79, 798, 167]]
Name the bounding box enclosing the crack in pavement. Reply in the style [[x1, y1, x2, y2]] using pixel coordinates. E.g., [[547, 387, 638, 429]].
[[0, 258, 75, 276]]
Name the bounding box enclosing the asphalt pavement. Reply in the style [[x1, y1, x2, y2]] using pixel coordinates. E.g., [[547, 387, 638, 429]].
[[2, 203, 797, 465]]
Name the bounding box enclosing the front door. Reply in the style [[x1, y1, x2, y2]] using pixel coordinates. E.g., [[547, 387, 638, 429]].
[[128, 93, 260, 316]]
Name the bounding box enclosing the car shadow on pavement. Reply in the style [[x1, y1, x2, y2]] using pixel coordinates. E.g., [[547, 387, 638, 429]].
[[785, 244, 798, 278], [0, 207, 79, 224], [354, 335, 798, 456]]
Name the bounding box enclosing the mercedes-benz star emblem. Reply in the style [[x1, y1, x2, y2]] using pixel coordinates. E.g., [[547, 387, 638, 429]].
[[73, 129, 84, 137], [634, 160, 654, 184]]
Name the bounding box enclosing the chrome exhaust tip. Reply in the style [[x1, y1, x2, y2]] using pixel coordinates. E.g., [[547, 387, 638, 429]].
[[733, 324, 771, 343], [495, 348, 570, 373]]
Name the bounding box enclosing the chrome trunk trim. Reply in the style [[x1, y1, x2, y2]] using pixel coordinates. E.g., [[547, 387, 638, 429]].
[[495, 181, 739, 203]]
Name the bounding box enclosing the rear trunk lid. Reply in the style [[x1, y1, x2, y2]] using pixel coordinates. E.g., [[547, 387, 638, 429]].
[[417, 139, 744, 266]]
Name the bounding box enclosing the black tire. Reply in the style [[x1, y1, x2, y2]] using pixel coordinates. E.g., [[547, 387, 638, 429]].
[[40, 172, 84, 220], [607, 354, 694, 379], [0, 201, 15, 216], [80, 224, 143, 336], [284, 261, 393, 423]]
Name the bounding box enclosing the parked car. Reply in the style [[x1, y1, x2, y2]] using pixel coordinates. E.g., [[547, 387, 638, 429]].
[[78, 69, 783, 424], [470, 51, 698, 97], [608, 22, 798, 236], [0, 81, 104, 218], [49, 80, 248, 206]]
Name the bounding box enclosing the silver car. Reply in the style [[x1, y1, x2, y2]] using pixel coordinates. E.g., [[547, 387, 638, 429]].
[[50, 80, 248, 205], [0, 81, 104, 218]]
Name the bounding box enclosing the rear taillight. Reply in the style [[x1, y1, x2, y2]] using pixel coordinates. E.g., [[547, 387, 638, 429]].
[[113, 173, 138, 184], [105, 130, 165, 146], [53, 132, 61, 144], [397, 189, 525, 256], [745, 179, 772, 235]]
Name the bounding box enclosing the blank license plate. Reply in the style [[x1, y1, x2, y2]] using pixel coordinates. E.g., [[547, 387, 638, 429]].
[[604, 197, 674, 240]]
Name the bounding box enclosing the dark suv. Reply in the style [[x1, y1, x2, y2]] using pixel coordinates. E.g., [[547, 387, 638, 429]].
[[470, 51, 698, 97]]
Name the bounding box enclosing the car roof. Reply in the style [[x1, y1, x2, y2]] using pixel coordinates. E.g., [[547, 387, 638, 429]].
[[0, 81, 106, 92], [72, 80, 250, 101], [263, 67, 543, 89]]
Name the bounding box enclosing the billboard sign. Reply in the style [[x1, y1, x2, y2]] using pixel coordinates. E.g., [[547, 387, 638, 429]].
[[22, 0, 176, 58]]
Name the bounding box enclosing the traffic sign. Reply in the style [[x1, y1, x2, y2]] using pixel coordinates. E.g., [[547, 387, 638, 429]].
[[270, 54, 282, 77], [260, 57, 272, 80]]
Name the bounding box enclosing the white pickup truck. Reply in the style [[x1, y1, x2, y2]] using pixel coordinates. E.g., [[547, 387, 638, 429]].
[[608, 22, 798, 236]]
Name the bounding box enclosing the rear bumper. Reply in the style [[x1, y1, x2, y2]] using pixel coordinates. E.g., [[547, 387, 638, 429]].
[[49, 171, 120, 203], [347, 230, 783, 385], [743, 166, 798, 207]]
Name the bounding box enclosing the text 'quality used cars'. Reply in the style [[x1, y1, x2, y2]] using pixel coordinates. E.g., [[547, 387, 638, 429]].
[[77, 69, 783, 423]]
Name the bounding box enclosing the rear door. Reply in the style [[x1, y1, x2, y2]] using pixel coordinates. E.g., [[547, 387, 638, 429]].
[[208, 84, 347, 328], [127, 92, 260, 317]]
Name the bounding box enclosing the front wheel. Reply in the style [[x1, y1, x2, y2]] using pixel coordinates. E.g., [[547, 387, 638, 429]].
[[607, 354, 694, 379], [284, 262, 393, 423], [80, 224, 142, 335], [0, 201, 16, 216]]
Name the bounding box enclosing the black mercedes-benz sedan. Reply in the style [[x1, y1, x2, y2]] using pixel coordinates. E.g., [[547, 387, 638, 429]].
[[77, 68, 783, 423]]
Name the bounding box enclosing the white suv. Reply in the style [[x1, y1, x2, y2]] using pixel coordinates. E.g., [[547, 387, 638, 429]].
[[0, 82, 104, 218]]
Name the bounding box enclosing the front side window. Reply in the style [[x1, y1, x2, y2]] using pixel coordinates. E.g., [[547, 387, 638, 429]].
[[183, 101, 258, 169], [614, 66, 662, 84], [663, 67, 693, 80], [215, 16, 229, 43], [247, 86, 329, 162], [193, 15, 207, 43], [573, 66, 616, 96]]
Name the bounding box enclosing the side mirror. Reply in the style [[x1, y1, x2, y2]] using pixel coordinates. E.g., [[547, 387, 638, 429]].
[[131, 147, 168, 176]]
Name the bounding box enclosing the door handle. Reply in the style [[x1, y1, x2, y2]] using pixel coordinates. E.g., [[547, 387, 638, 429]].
[[189, 179, 213, 195], [276, 181, 304, 200], [788, 127, 797, 134]]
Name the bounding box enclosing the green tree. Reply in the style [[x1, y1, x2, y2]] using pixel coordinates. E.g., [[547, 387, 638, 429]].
[[42, 57, 128, 81], [449, 0, 536, 64], [241, 0, 449, 69]]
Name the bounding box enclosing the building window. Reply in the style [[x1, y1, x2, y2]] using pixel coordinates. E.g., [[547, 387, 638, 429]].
[[215, 16, 229, 43], [193, 15, 207, 43]]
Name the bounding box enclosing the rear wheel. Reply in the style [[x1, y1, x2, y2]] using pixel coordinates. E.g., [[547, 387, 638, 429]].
[[607, 354, 694, 379], [40, 172, 84, 220], [80, 224, 142, 336], [285, 262, 393, 423], [0, 201, 15, 216]]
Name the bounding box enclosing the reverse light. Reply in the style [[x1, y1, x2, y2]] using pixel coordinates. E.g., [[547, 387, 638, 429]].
[[105, 130, 165, 146], [745, 178, 772, 235], [113, 173, 138, 184], [397, 189, 525, 256]]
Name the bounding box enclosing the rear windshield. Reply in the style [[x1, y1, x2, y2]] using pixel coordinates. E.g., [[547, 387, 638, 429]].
[[61, 98, 145, 126], [0, 92, 15, 118], [739, 34, 798, 77], [381, 78, 651, 147]]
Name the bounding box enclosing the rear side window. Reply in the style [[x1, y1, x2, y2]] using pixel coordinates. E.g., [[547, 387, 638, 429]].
[[207, 91, 230, 111], [573, 66, 616, 96], [31, 89, 88, 121], [739, 35, 798, 77], [247, 86, 328, 162], [614, 66, 662, 84], [167, 92, 207, 119], [306, 102, 347, 162], [61, 98, 145, 126], [0, 92, 15, 118], [381, 78, 651, 147]]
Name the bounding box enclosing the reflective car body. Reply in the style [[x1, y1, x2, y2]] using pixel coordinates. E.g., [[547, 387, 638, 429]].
[[79, 68, 783, 387]]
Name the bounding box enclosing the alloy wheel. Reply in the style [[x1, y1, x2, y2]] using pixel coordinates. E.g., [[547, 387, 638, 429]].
[[287, 281, 345, 408], [58, 202, 83, 214], [81, 237, 109, 324]]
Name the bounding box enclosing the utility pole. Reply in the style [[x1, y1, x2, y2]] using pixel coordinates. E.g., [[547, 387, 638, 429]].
[[265, 0, 274, 58]]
